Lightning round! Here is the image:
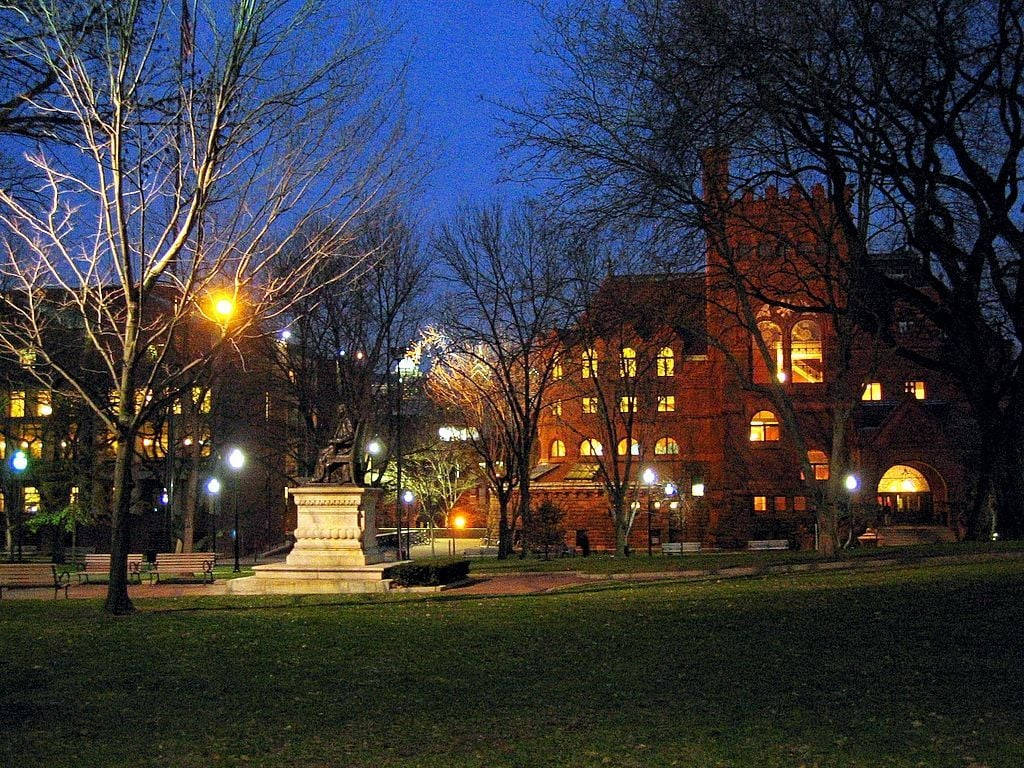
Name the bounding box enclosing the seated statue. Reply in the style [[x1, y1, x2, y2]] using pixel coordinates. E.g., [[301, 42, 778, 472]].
[[309, 418, 358, 485]]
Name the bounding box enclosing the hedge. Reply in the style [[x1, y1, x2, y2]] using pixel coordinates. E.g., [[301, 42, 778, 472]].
[[383, 559, 471, 587]]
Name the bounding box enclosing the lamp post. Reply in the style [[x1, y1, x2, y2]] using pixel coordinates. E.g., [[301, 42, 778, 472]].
[[10, 450, 28, 562], [206, 477, 221, 557], [394, 355, 415, 559], [227, 447, 245, 572], [643, 467, 657, 556], [402, 489, 414, 559]]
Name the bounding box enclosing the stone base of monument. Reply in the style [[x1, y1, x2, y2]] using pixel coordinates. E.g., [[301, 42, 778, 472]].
[[227, 484, 404, 595]]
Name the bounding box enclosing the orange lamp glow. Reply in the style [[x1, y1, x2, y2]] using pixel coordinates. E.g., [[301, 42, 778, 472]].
[[213, 296, 235, 320], [453, 514, 467, 530]]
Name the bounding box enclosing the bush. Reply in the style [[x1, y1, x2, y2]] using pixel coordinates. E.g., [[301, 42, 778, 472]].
[[383, 559, 470, 587]]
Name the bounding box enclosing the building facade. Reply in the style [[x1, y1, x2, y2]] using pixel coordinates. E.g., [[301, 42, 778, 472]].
[[527, 182, 971, 551]]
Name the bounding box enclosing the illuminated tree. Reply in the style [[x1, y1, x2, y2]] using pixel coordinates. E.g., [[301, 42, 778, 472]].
[[0, 0, 407, 612]]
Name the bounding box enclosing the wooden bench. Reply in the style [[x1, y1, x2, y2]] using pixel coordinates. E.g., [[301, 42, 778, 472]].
[[662, 542, 701, 555], [0, 563, 71, 600], [747, 539, 790, 551], [151, 553, 215, 583], [78, 554, 145, 584]]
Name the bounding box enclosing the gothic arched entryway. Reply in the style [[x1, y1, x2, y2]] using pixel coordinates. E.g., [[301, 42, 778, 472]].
[[876, 464, 934, 524]]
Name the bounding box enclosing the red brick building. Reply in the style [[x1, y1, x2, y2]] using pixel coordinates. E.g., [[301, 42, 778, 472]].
[[525, 179, 971, 551]]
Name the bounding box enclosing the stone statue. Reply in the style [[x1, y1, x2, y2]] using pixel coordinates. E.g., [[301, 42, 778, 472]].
[[308, 417, 359, 486]]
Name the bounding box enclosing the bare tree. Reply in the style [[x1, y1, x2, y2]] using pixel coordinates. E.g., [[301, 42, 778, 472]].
[[430, 205, 569, 556], [0, 0, 408, 613]]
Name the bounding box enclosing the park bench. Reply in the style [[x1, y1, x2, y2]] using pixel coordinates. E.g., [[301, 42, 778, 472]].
[[78, 554, 145, 584], [151, 553, 215, 584], [0, 563, 71, 600], [747, 539, 790, 551], [661, 542, 701, 555]]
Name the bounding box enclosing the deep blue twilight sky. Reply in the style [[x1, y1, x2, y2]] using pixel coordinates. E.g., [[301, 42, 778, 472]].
[[392, 0, 555, 228]]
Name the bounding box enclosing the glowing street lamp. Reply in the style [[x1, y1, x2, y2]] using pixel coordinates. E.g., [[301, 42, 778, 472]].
[[226, 448, 246, 571], [206, 477, 221, 556], [10, 450, 28, 561], [642, 467, 657, 556], [844, 473, 859, 492], [213, 295, 235, 320]]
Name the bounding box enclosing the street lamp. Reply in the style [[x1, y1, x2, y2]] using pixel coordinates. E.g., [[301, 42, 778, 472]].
[[206, 477, 221, 557], [213, 295, 235, 322], [844, 473, 859, 492], [227, 447, 245, 572], [402, 489, 414, 559], [642, 467, 657, 556], [10, 450, 28, 562]]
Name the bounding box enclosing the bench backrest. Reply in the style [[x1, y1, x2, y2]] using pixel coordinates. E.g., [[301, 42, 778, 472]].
[[748, 539, 789, 550], [154, 553, 215, 571], [0, 563, 56, 586], [83, 554, 145, 572]]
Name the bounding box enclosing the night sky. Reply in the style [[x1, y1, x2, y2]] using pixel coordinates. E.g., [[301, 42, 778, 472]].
[[393, 0, 554, 228]]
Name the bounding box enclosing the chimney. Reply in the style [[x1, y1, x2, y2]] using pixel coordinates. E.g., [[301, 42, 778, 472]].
[[701, 147, 730, 207]]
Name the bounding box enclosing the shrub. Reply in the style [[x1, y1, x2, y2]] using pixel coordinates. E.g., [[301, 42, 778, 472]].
[[383, 559, 470, 587]]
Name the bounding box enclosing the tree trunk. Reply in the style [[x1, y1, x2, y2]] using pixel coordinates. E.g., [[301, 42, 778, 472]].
[[612, 494, 629, 556], [104, 434, 135, 615], [497, 497, 511, 559], [180, 453, 201, 552], [518, 477, 531, 558]]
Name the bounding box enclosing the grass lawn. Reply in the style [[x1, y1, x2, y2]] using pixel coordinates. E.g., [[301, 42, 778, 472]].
[[2, 559, 1022, 767], [466, 539, 1024, 574]]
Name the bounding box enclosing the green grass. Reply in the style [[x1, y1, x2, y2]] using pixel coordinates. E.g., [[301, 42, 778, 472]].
[[2, 559, 1022, 767], [465, 539, 1024, 574]]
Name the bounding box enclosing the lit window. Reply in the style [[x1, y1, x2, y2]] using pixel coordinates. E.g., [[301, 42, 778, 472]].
[[580, 439, 603, 456], [790, 319, 824, 383], [657, 347, 674, 377], [18, 348, 36, 367], [24, 486, 40, 511], [654, 437, 679, 455], [193, 387, 211, 413], [754, 321, 784, 384], [904, 380, 926, 400], [617, 438, 640, 456], [619, 396, 636, 413], [582, 348, 598, 378], [619, 347, 636, 378], [749, 410, 780, 442], [753, 495, 767, 512], [9, 391, 25, 418], [550, 401, 562, 417], [552, 356, 563, 380], [36, 391, 52, 417], [774, 496, 788, 511], [807, 450, 829, 481], [582, 397, 597, 414], [793, 496, 807, 511], [862, 382, 882, 401], [657, 395, 675, 412], [134, 389, 152, 409], [550, 439, 566, 458]]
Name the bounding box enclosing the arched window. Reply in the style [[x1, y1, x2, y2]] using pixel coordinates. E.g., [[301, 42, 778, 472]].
[[550, 439, 566, 458], [749, 410, 780, 442], [754, 321, 784, 383], [654, 437, 680, 455], [791, 319, 823, 383], [551, 354, 563, 380], [582, 348, 598, 378], [807, 450, 829, 480], [617, 437, 640, 456], [619, 347, 636, 377], [656, 347, 674, 377], [580, 439, 603, 456]]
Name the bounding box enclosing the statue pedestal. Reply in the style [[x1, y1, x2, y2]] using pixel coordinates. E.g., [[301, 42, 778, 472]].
[[228, 485, 402, 595]]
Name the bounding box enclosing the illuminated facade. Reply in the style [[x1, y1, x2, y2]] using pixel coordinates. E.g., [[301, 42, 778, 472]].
[[527, 181, 971, 551]]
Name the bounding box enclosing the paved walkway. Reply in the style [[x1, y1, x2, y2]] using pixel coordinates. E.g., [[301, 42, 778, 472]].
[[3, 549, 1020, 601]]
